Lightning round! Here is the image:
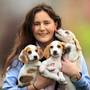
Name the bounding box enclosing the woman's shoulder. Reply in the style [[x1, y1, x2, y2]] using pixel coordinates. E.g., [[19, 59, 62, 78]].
[[9, 55, 24, 70], [11, 59, 22, 67]]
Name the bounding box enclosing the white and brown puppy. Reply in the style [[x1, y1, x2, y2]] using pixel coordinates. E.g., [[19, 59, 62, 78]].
[[55, 29, 82, 90], [55, 28, 81, 62], [39, 40, 67, 84], [18, 44, 42, 87]]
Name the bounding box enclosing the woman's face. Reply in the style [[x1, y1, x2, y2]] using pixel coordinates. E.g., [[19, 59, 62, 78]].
[[32, 10, 57, 44]]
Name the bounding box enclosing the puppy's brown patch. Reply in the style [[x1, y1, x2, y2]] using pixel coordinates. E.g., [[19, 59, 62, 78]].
[[20, 51, 29, 64], [20, 75, 33, 83], [27, 68, 37, 73]]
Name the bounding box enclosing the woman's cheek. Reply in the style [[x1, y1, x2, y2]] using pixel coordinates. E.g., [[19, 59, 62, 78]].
[[32, 26, 35, 32]]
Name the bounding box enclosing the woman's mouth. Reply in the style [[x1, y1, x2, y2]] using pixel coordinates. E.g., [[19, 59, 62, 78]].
[[38, 33, 48, 36]]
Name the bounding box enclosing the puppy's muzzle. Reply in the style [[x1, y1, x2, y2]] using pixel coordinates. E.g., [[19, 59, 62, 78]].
[[53, 50, 58, 55], [34, 55, 38, 60]]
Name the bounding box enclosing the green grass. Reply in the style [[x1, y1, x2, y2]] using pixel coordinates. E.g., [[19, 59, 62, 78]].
[[74, 23, 90, 58]]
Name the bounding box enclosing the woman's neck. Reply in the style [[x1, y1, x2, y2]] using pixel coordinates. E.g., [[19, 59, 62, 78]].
[[37, 39, 54, 51]]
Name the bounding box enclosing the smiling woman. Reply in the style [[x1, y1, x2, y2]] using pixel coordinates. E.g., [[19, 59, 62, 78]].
[[32, 10, 56, 49], [2, 3, 61, 90], [2, 3, 90, 90]]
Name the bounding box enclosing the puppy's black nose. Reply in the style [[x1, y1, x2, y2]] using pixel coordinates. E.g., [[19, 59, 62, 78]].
[[34, 56, 37, 60], [53, 50, 57, 55]]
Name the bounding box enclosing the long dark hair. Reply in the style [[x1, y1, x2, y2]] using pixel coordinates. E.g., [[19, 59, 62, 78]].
[[3, 3, 61, 75]]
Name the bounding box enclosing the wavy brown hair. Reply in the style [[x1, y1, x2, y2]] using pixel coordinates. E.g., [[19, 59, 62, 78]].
[[3, 3, 62, 75]]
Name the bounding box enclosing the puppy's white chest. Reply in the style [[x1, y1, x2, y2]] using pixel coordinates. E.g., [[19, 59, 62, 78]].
[[47, 58, 61, 71]]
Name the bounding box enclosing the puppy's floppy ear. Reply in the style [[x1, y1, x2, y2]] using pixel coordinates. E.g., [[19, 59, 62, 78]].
[[43, 44, 50, 59], [59, 41, 65, 49], [74, 38, 81, 51], [69, 31, 81, 51], [60, 42, 66, 55], [18, 49, 29, 64]]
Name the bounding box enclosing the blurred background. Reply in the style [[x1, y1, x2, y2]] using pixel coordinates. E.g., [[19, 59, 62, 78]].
[[0, 0, 90, 86]]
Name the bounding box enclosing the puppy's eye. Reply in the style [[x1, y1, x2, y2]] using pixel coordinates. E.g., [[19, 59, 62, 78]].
[[57, 45, 61, 48], [50, 46, 53, 49], [65, 31, 69, 34], [28, 51, 32, 54], [35, 49, 38, 52]]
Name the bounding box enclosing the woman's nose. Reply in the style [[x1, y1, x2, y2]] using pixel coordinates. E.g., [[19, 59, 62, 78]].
[[40, 23, 45, 30]]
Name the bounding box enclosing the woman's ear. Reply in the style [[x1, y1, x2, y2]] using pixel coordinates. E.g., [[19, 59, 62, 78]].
[[54, 22, 58, 31], [43, 44, 50, 59], [18, 50, 29, 64]]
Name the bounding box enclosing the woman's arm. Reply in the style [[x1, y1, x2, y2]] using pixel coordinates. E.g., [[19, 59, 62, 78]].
[[27, 75, 54, 90], [61, 53, 90, 90], [3, 59, 54, 90], [73, 53, 90, 90], [2, 60, 27, 90]]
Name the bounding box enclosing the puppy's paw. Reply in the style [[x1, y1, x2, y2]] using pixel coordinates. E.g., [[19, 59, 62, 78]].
[[18, 84, 24, 88], [58, 79, 67, 85], [39, 66, 46, 73], [58, 78, 67, 85]]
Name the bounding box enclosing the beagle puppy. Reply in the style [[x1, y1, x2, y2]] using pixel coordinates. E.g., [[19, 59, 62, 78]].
[[55, 28, 81, 62], [55, 28, 82, 90], [18, 44, 42, 87], [39, 40, 67, 84]]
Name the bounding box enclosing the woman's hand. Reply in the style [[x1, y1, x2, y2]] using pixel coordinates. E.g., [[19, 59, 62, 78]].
[[27, 75, 54, 90], [61, 59, 81, 77]]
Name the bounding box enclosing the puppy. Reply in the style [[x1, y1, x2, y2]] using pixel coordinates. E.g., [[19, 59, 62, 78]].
[[39, 40, 67, 84], [55, 28, 82, 90], [18, 44, 42, 87], [55, 28, 81, 62]]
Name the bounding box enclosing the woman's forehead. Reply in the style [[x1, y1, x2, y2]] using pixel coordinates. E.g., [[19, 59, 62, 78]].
[[34, 11, 52, 21]]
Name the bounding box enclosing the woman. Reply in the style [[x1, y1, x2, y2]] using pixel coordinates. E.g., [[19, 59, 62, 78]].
[[2, 3, 90, 90]]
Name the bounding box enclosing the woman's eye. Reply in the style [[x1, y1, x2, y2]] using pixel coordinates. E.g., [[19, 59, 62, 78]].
[[34, 22, 40, 26], [44, 21, 50, 25]]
